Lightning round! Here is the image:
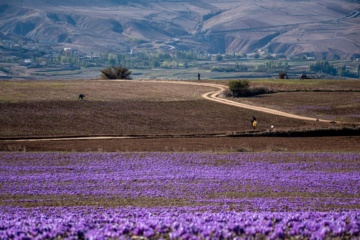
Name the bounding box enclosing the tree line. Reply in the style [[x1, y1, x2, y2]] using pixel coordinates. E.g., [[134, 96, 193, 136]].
[[52, 50, 202, 69], [18, 47, 359, 78], [309, 61, 360, 78]]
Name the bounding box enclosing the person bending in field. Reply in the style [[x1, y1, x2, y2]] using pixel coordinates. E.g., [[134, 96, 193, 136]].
[[251, 116, 257, 129]]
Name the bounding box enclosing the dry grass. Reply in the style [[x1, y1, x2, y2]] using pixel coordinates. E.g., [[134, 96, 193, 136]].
[[248, 79, 360, 91], [0, 80, 215, 102]]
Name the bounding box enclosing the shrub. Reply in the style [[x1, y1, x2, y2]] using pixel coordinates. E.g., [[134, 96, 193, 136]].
[[100, 67, 132, 79], [228, 80, 250, 97], [227, 80, 274, 97]]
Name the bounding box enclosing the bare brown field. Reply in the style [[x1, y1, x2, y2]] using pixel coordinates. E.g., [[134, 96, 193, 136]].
[[0, 80, 215, 102], [2, 136, 359, 153], [1, 98, 323, 137], [222, 79, 360, 123], [0, 79, 359, 152], [235, 92, 360, 123]]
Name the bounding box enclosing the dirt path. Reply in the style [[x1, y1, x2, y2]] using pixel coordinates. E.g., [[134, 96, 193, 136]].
[[3, 80, 335, 142], [143, 80, 333, 123], [199, 84, 333, 123]]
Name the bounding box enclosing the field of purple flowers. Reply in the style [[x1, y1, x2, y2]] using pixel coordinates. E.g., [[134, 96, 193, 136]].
[[0, 152, 359, 239]]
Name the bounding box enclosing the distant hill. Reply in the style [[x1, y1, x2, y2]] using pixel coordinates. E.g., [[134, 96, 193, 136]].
[[1, 0, 359, 59]]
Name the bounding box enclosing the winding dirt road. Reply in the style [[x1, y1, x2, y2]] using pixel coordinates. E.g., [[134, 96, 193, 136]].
[[157, 80, 333, 123], [4, 80, 334, 142]]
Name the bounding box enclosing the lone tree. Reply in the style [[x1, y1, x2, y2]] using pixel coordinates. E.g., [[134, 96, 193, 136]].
[[100, 67, 132, 80], [278, 71, 288, 79]]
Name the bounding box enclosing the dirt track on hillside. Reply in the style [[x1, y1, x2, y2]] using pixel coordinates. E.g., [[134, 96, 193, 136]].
[[138, 80, 334, 122], [131, 80, 333, 122], [2, 80, 340, 143]]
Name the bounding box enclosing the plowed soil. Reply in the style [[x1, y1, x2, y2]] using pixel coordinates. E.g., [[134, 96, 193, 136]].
[[0, 80, 359, 152], [2, 136, 359, 153]]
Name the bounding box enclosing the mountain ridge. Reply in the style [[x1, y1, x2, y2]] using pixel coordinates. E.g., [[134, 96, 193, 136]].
[[1, 0, 359, 59]]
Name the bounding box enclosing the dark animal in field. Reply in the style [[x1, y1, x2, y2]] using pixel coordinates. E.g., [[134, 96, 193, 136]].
[[78, 94, 85, 100]]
